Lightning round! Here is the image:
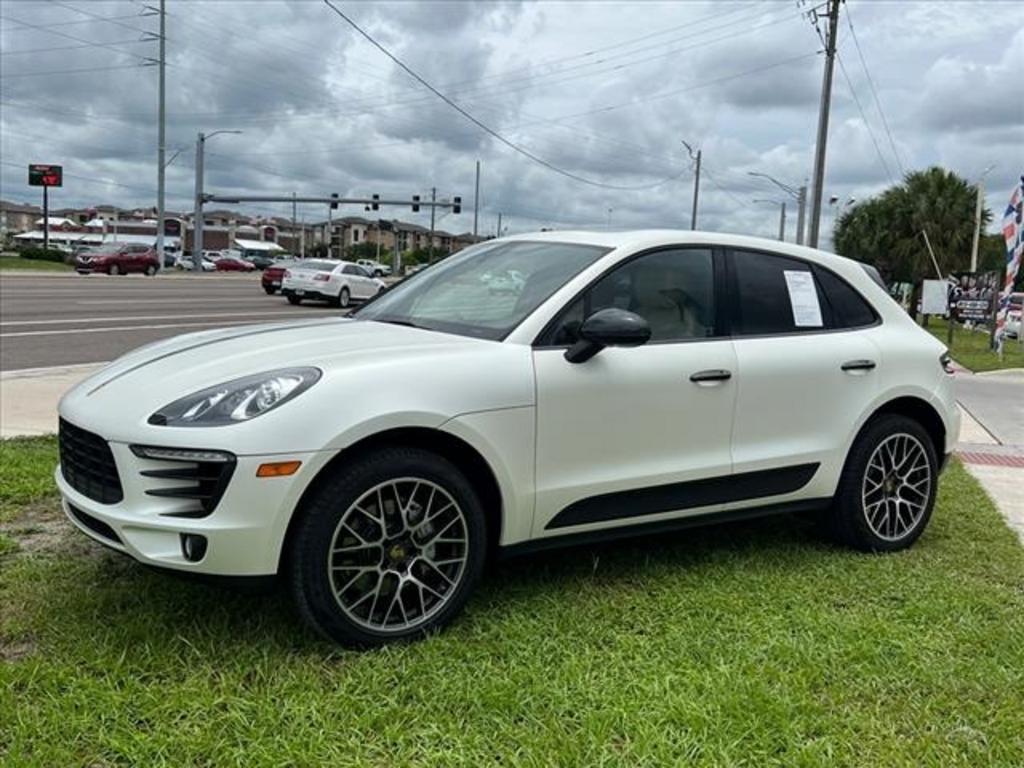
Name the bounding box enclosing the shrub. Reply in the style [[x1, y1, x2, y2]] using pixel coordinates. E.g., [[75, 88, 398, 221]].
[[19, 247, 67, 263]]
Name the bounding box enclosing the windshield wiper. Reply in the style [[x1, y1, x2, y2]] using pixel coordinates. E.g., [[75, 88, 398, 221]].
[[374, 317, 428, 330]]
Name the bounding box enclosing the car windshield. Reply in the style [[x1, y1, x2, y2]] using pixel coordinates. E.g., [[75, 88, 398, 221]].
[[356, 240, 610, 340]]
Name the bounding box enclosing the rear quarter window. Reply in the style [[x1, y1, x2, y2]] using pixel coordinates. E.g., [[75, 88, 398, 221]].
[[813, 266, 878, 328]]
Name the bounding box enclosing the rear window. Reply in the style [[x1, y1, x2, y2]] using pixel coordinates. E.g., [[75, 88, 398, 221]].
[[814, 266, 878, 328], [729, 250, 830, 335], [300, 260, 339, 271]]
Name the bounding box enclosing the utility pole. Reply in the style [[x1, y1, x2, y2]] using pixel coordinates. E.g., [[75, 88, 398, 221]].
[[795, 184, 807, 245], [682, 140, 702, 230], [429, 186, 436, 260], [42, 186, 49, 252], [778, 202, 787, 241], [291, 191, 297, 254], [473, 160, 480, 238], [497, 212, 503, 239], [807, 0, 841, 248], [155, 0, 166, 272], [193, 132, 205, 271], [192, 129, 241, 270]]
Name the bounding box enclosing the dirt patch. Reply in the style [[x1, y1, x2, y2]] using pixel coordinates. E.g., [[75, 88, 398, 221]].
[[0, 637, 37, 663], [0, 496, 102, 558]]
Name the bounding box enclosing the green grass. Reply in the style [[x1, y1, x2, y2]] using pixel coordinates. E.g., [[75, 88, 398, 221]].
[[2, 438, 1023, 767], [927, 325, 1024, 372], [0, 255, 73, 272], [0, 436, 58, 524]]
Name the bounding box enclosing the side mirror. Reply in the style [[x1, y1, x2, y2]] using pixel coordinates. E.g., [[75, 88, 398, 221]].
[[564, 308, 651, 363]]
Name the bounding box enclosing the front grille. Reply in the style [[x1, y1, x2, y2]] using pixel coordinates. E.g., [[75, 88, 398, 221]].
[[67, 503, 122, 544], [59, 418, 124, 504]]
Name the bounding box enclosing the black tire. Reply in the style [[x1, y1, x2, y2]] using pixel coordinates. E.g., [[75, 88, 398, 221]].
[[286, 294, 302, 305], [374, 269, 383, 278], [338, 286, 350, 309], [826, 414, 938, 552], [108, 263, 121, 276], [288, 446, 487, 648], [263, 285, 277, 295], [144, 264, 156, 276]]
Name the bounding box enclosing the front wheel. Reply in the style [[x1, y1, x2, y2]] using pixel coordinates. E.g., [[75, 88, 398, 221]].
[[286, 294, 302, 305], [263, 285, 277, 295], [144, 265, 156, 276], [288, 447, 487, 647], [827, 414, 938, 552], [108, 263, 121, 276], [338, 286, 351, 309]]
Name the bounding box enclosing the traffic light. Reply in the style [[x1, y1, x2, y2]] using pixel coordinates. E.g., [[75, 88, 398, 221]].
[[371, 193, 380, 211], [452, 196, 462, 214], [330, 193, 338, 210], [411, 195, 420, 212]]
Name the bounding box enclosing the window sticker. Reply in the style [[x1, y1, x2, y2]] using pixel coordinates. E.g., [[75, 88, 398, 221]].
[[783, 270, 823, 327]]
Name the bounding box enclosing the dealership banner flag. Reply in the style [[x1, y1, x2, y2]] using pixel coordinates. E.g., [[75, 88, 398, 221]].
[[997, 174, 1024, 333]]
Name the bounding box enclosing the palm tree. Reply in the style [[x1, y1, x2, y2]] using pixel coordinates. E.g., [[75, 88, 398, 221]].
[[834, 167, 990, 285]]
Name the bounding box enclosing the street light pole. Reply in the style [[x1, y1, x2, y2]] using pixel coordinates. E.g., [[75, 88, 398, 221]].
[[429, 186, 436, 260], [473, 160, 480, 238], [970, 164, 995, 272], [779, 201, 787, 241], [748, 172, 807, 245]]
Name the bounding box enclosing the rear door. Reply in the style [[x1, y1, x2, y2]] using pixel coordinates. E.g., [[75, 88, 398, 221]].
[[724, 248, 881, 508]]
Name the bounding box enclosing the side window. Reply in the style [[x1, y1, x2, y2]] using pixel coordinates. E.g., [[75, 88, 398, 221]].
[[342, 265, 357, 275], [729, 250, 829, 335], [549, 248, 716, 344], [814, 266, 878, 328]]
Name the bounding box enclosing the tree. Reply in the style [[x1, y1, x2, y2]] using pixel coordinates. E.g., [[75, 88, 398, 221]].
[[834, 167, 992, 285], [344, 241, 387, 262]]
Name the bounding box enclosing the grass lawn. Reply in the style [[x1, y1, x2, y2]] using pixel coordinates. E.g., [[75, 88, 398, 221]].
[[2, 437, 1023, 766], [927, 324, 1024, 372], [0, 255, 72, 272]]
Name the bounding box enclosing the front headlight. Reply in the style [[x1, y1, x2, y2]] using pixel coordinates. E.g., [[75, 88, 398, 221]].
[[149, 367, 321, 427]]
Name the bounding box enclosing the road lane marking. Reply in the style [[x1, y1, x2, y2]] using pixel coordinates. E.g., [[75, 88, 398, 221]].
[[1, 309, 319, 327], [0, 319, 288, 338]]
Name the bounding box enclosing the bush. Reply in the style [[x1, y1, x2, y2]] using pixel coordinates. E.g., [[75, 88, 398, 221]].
[[19, 247, 67, 263]]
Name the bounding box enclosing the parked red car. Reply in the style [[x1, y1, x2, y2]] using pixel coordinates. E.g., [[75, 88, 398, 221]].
[[261, 261, 294, 294], [215, 255, 256, 272], [75, 244, 159, 275]]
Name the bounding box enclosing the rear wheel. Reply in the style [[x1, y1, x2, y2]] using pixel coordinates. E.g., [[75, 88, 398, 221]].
[[338, 286, 351, 309], [288, 447, 487, 647], [287, 294, 302, 305], [827, 414, 937, 552], [264, 285, 277, 295]]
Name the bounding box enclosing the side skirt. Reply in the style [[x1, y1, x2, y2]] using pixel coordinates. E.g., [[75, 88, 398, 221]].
[[499, 498, 831, 560]]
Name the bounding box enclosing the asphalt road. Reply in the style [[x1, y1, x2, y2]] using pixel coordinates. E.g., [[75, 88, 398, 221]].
[[0, 272, 337, 372], [956, 371, 1024, 446]]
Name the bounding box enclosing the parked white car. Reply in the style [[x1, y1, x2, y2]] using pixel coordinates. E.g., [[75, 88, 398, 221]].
[[281, 259, 385, 308], [174, 254, 216, 271], [357, 258, 393, 277], [1003, 292, 1022, 339], [56, 231, 959, 647]]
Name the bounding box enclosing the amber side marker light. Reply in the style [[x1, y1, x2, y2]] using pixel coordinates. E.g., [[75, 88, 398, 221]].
[[256, 461, 302, 478]]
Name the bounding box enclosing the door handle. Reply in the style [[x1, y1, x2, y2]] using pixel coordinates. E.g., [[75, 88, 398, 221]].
[[689, 369, 732, 383], [841, 359, 876, 372]]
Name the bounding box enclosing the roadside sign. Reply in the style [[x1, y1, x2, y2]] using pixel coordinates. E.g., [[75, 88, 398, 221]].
[[921, 280, 947, 315], [28, 164, 63, 187]]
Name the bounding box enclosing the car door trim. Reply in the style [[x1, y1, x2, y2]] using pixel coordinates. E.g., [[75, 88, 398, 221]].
[[509, 497, 831, 557], [545, 462, 820, 529]]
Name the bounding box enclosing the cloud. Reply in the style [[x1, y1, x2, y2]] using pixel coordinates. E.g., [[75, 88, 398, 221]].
[[2, 0, 1022, 245]]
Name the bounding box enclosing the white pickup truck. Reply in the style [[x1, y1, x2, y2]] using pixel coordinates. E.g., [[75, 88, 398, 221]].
[[356, 258, 392, 277]]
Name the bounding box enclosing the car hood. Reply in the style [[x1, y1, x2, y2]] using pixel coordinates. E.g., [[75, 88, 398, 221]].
[[59, 318, 534, 448]]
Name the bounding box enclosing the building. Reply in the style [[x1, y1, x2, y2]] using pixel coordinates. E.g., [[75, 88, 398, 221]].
[[1, 200, 43, 238]]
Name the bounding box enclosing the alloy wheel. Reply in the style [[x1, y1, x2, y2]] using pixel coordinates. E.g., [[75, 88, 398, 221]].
[[861, 432, 932, 541], [327, 477, 469, 633]]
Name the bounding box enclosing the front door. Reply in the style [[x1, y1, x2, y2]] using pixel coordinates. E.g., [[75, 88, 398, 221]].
[[532, 247, 737, 537]]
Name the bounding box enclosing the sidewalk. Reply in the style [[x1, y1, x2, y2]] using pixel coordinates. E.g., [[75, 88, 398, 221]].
[[0, 364, 103, 438]]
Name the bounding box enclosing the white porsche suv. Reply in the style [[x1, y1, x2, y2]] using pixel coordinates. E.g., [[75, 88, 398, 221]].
[[56, 231, 959, 647]]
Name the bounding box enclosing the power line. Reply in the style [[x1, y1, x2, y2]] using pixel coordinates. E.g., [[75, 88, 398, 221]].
[[0, 13, 155, 63], [835, 51, 895, 184], [0, 11, 143, 29], [1, 39, 151, 56], [318, 0, 687, 191], [0, 160, 158, 194], [0, 64, 146, 79], [845, 4, 905, 176], [46, 0, 156, 37]]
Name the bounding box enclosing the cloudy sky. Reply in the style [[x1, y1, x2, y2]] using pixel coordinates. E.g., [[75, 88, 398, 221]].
[[1, 0, 1021, 245]]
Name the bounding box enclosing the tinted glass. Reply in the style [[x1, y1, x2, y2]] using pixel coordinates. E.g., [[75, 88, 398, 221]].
[[549, 248, 716, 344], [357, 240, 610, 340], [815, 267, 877, 328], [730, 250, 828, 335]]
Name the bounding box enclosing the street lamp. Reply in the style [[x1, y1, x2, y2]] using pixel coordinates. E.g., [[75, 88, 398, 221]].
[[753, 199, 787, 241], [192, 129, 242, 270], [748, 171, 807, 245], [970, 164, 996, 272]]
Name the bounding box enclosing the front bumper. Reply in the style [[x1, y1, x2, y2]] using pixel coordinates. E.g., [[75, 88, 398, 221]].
[[56, 442, 333, 576]]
